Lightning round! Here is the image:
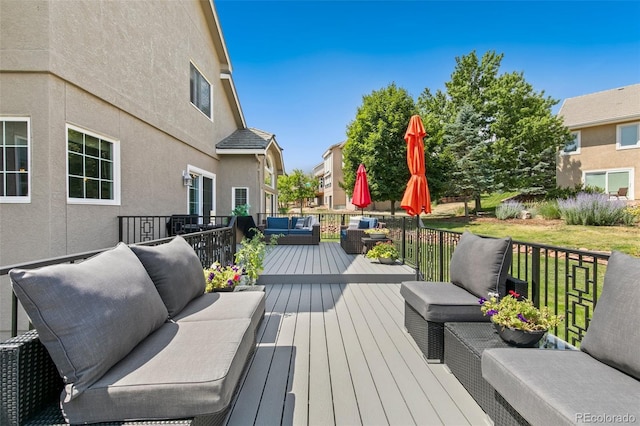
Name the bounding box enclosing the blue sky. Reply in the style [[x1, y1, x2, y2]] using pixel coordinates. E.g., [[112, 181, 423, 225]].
[[216, 1, 640, 173]]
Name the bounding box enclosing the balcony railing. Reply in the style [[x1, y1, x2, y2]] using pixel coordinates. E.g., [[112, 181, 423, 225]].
[[118, 214, 234, 244]]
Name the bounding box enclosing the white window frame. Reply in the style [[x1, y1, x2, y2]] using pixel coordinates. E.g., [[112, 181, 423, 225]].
[[0, 117, 31, 203], [264, 154, 275, 188], [190, 62, 213, 120], [186, 165, 216, 219], [561, 131, 581, 155], [616, 122, 640, 150], [583, 167, 634, 200], [232, 187, 249, 212], [66, 124, 121, 205]]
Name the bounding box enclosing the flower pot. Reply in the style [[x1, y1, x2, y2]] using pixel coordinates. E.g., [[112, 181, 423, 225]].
[[369, 233, 387, 239], [378, 257, 396, 265], [212, 287, 235, 292], [493, 323, 546, 347]]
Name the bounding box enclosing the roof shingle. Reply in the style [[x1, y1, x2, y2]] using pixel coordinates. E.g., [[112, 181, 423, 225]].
[[558, 84, 640, 128], [216, 128, 274, 150]]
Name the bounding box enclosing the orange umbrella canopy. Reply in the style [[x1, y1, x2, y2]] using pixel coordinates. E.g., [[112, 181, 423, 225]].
[[401, 115, 432, 216], [352, 163, 372, 209]]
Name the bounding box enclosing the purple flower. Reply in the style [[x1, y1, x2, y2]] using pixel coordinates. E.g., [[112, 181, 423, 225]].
[[486, 309, 498, 317], [208, 272, 215, 281], [517, 313, 529, 323], [478, 297, 487, 305], [227, 279, 234, 286]]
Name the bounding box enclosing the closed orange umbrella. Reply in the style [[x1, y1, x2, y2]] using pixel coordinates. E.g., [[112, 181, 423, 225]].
[[352, 163, 371, 214], [401, 115, 431, 216]]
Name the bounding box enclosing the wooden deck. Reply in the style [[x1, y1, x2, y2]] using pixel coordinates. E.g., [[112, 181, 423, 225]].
[[226, 243, 488, 426], [259, 242, 416, 284]]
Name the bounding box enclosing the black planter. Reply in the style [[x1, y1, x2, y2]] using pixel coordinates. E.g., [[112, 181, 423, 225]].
[[493, 323, 546, 347], [235, 215, 257, 239]]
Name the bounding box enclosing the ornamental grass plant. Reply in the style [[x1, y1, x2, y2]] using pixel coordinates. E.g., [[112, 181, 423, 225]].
[[495, 201, 524, 220], [558, 192, 626, 226]]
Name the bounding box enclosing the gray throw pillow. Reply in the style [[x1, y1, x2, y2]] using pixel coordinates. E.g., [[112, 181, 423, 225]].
[[9, 243, 168, 401], [449, 231, 513, 298], [131, 236, 206, 318], [581, 251, 640, 380]]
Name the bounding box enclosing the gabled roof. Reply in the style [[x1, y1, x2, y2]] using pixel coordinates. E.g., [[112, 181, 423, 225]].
[[558, 84, 640, 129], [216, 127, 282, 153]]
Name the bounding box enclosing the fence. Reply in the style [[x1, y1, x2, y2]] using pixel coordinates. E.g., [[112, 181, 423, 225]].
[[118, 215, 234, 244]]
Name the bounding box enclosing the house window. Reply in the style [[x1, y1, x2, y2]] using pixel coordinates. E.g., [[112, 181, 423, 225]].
[[233, 187, 249, 212], [190, 63, 212, 119], [562, 131, 580, 155], [264, 155, 274, 188], [187, 165, 215, 222], [1, 118, 30, 203], [584, 169, 633, 197], [617, 123, 640, 149], [67, 125, 120, 205]]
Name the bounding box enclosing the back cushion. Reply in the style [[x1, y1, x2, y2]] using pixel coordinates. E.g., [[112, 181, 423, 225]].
[[131, 236, 205, 318], [348, 216, 362, 229], [9, 243, 168, 401], [450, 232, 513, 298], [581, 251, 640, 380], [267, 216, 289, 229]]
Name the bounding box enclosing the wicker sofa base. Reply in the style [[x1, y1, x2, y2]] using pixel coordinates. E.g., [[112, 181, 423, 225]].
[[258, 224, 320, 245], [443, 323, 528, 426], [1, 330, 255, 426], [404, 301, 445, 363]]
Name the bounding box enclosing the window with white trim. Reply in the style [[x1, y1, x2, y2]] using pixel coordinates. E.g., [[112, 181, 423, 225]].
[[67, 125, 120, 205], [584, 168, 633, 197], [562, 131, 580, 155], [190, 63, 212, 118], [1, 118, 30, 203], [264, 155, 274, 187], [232, 187, 249, 211], [187, 166, 216, 222], [617, 122, 640, 150]]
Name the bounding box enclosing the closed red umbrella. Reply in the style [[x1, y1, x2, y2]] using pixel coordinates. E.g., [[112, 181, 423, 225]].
[[352, 163, 371, 213], [401, 115, 432, 216]]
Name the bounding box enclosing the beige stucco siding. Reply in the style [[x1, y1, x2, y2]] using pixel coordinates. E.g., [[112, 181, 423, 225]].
[[217, 155, 260, 216]]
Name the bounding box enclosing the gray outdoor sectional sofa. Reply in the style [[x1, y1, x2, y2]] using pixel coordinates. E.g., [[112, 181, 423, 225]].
[[482, 250, 640, 426], [258, 215, 320, 245], [2, 236, 264, 425]]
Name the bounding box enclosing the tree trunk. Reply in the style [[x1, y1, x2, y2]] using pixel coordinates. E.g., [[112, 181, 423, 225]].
[[474, 194, 482, 213], [390, 200, 396, 215], [463, 198, 469, 218]]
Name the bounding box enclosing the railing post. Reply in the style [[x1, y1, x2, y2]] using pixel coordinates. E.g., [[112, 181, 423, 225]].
[[415, 216, 420, 280], [531, 246, 541, 308], [401, 216, 406, 264], [118, 216, 123, 243], [438, 230, 445, 282]]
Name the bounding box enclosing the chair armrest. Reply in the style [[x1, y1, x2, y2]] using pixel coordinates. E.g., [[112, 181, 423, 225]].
[[505, 275, 529, 299]]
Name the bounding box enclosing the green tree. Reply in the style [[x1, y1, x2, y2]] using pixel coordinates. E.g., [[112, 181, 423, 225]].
[[277, 170, 318, 215], [343, 83, 416, 214], [418, 50, 572, 205]]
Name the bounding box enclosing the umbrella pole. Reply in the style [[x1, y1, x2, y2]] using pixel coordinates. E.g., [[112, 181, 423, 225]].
[[415, 214, 420, 280]]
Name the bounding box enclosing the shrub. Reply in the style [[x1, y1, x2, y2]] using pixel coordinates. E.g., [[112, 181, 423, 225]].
[[622, 205, 640, 226], [536, 201, 561, 220], [557, 192, 626, 226], [495, 201, 524, 220]]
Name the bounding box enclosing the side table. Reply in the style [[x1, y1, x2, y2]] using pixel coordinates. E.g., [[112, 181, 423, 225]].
[[444, 322, 574, 425], [360, 237, 391, 254]]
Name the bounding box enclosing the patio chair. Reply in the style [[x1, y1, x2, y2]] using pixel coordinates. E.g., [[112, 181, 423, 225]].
[[340, 217, 380, 254], [609, 187, 628, 200]]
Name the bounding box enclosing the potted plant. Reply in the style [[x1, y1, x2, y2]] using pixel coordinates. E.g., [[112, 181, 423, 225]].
[[234, 228, 279, 285], [204, 262, 243, 292], [365, 241, 399, 264], [479, 290, 564, 347], [364, 227, 390, 239]]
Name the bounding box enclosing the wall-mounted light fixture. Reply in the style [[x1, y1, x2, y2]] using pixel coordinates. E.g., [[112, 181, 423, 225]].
[[182, 170, 193, 187]]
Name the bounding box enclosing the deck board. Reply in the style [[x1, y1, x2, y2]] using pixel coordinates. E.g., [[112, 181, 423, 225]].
[[225, 243, 489, 426]]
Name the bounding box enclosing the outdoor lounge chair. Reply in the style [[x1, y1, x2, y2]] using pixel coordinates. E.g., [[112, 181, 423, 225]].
[[401, 232, 526, 363], [340, 216, 380, 254], [609, 187, 628, 200]]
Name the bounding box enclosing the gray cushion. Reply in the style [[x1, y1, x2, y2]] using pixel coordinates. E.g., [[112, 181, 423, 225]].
[[9, 243, 168, 401], [131, 236, 205, 318], [400, 281, 488, 322], [61, 319, 255, 423], [173, 291, 265, 335], [482, 348, 640, 425], [581, 251, 640, 380], [450, 232, 512, 298]]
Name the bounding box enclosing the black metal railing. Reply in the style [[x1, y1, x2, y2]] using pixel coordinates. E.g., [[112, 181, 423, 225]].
[[1, 227, 236, 338], [118, 215, 234, 244], [259, 211, 610, 345]]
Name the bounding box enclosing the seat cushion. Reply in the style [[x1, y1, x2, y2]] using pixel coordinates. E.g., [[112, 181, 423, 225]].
[[482, 348, 640, 426], [450, 232, 513, 298], [130, 236, 205, 318], [266, 216, 289, 229], [400, 281, 488, 322], [264, 228, 289, 235], [173, 292, 265, 335], [61, 319, 256, 424], [581, 251, 640, 380], [289, 228, 312, 235], [9, 243, 168, 401]]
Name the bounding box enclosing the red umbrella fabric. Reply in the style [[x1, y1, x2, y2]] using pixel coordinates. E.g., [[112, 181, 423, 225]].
[[401, 115, 432, 216], [352, 163, 372, 211]]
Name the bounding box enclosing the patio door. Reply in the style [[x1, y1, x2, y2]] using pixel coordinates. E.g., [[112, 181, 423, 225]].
[[187, 166, 216, 222], [584, 169, 632, 198]]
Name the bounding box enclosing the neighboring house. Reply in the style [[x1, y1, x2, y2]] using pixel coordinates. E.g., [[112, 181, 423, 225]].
[[557, 84, 640, 200], [322, 142, 348, 209], [216, 128, 285, 217], [0, 0, 283, 263], [312, 162, 325, 207]]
